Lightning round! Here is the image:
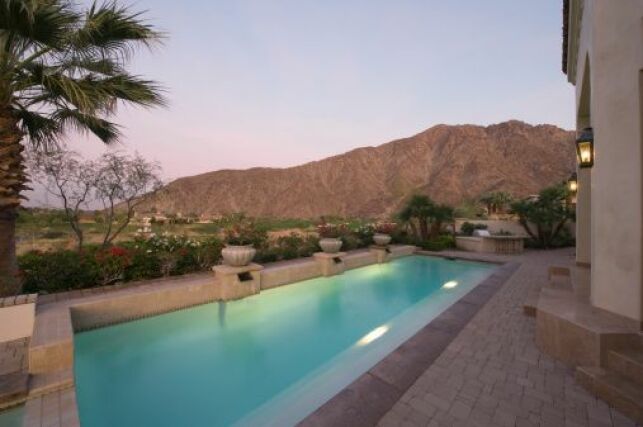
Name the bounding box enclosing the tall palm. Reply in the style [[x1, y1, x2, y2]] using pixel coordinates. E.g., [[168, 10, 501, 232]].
[[0, 0, 165, 295], [429, 203, 454, 240], [398, 195, 435, 240]]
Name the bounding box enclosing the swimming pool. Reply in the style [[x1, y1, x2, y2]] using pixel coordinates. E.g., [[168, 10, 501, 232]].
[[74, 255, 494, 427]]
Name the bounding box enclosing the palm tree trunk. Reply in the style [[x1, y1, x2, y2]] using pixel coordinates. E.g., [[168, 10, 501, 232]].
[[0, 109, 27, 296], [419, 219, 429, 241], [0, 209, 18, 296]]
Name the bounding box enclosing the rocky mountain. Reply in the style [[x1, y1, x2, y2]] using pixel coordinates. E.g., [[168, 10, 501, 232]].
[[140, 121, 576, 218]]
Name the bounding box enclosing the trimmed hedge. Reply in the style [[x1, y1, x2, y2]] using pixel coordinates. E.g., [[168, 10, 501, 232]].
[[17, 226, 403, 294]]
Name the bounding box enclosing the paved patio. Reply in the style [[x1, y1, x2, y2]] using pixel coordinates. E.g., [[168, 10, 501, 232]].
[[2, 247, 640, 426], [378, 248, 639, 427]]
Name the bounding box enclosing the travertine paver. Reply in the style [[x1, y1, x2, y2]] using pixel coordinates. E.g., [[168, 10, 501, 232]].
[[378, 248, 640, 427], [0, 338, 28, 376]]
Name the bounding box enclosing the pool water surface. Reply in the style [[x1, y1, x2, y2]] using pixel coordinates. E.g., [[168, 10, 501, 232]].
[[74, 255, 494, 427]]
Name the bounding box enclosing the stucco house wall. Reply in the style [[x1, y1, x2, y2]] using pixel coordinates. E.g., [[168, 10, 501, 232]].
[[569, 0, 643, 322]]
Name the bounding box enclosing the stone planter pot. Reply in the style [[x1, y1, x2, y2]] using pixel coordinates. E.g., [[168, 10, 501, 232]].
[[373, 233, 392, 246], [319, 238, 343, 254], [221, 244, 256, 267]]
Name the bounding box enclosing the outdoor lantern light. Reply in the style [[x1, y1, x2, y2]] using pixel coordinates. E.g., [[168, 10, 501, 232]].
[[576, 127, 594, 168], [568, 172, 578, 193]]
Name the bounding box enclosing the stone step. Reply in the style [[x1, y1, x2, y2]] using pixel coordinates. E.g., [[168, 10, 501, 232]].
[[28, 369, 74, 398], [608, 349, 643, 385], [576, 366, 643, 424], [0, 372, 28, 410], [522, 289, 539, 317]]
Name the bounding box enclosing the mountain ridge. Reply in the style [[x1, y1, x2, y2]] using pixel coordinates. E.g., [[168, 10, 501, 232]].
[[139, 120, 576, 218]]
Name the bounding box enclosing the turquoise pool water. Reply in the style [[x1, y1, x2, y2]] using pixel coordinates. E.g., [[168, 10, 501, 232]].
[[74, 255, 494, 427], [0, 405, 24, 427]]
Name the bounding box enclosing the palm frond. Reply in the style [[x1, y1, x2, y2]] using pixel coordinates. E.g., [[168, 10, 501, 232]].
[[13, 107, 60, 148], [53, 108, 121, 143], [71, 1, 163, 60], [0, 0, 78, 49]]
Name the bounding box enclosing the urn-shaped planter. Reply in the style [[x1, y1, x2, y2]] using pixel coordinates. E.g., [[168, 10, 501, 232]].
[[221, 244, 256, 267], [319, 238, 343, 254], [373, 233, 392, 247]]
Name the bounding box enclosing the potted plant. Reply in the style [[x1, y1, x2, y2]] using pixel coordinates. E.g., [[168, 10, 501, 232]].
[[222, 221, 258, 267], [317, 223, 346, 253], [373, 222, 396, 246]]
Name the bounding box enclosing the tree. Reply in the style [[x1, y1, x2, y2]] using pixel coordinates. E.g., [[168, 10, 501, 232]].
[[95, 152, 162, 246], [28, 148, 97, 251], [429, 203, 454, 240], [480, 191, 513, 215], [397, 195, 454, 241], [510, 185, 573, 248], [0, 0, 165, 294]]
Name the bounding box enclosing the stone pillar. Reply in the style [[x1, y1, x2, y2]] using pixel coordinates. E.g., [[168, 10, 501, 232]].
[[313, 252, 347, 277], [212, 263, 263, 301], [369, 245, 391, 263], [575, 167, 592, 267]]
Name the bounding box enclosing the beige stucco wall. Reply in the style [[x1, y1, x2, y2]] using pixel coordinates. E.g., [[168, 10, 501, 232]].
[[0, 303, 35, 342], [571, 0, 643, 322]]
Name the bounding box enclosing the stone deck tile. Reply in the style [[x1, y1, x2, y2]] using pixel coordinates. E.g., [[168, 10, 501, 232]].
[[377, 248, 641, 427], [0, 338, 28, 376]]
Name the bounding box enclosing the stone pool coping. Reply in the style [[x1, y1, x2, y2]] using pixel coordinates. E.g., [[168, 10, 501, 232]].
[[298, 255, 521, 427]]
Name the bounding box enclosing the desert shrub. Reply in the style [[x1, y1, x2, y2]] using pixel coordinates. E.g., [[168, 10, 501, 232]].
[[418, 235, 455, 252], [511, 184, 573, 248], [274, 234, 318, 260], [254, 248, 279, 263], [352, 224, 375, 245], [94, 246, 133, 285], [224, 219, 268, 248], [40, 230, 67, 239], [194, 238, 224, 268], [123, 249, 162, 281], [19, 250, 100, 293], [340, 233, 363, 251], [460, 222, 488, 236], [525, 227, 575, 249]]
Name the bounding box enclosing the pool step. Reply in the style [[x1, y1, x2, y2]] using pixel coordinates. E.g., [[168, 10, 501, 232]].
[[0, 372, 28, 410], [28, 368, 74, 398], [576, 366, 643, 424]]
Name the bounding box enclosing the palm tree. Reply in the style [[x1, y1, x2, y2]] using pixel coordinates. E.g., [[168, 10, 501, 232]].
[[0, 0, 165, 295], [429, 203, 454, 240], [397, 195, 436, 241], [479, 191, 513, 215]]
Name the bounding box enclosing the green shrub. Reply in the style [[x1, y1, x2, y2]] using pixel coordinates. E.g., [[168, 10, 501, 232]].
[[340, 233, 363, 251], [352, 224, 375, 246], [255, 248, 279, 263], [19, 250, 100, 293], [418, 235, 455, 252], [460, 222, 488, 236], [123, 249, 162, 281], [40, 230, 67, 239], [274, 234, 318, 260], [94, 246, 133, 284]]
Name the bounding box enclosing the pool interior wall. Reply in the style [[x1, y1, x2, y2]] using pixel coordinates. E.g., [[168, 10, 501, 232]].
[[74, 255, 495, 427]]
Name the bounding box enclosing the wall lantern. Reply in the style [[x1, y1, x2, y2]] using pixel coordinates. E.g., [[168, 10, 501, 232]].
[[576, 127, 594, 168], [568, 172, 578, 193]]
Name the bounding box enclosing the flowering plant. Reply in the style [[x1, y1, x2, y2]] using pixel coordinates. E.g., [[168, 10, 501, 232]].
[[224, 220, 264, 246], [317, 223, 348, 239], [374, 222, 397, 234], [95, 246, 132, 284]]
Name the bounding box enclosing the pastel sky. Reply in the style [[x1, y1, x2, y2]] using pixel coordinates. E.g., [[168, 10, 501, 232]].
[[32, 0, 574, 205]]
